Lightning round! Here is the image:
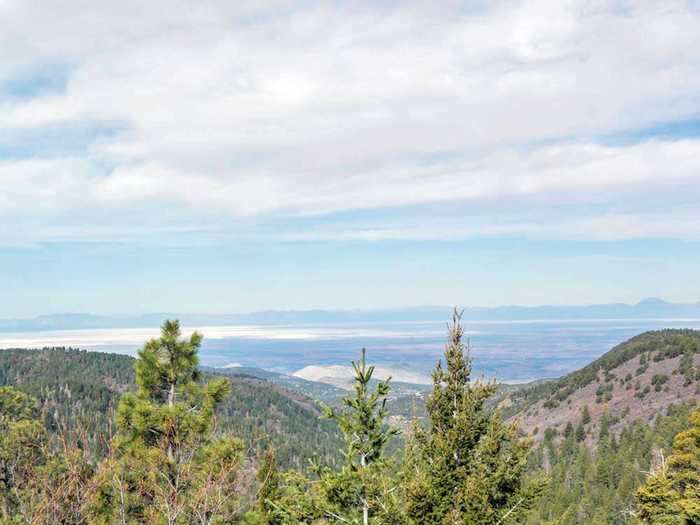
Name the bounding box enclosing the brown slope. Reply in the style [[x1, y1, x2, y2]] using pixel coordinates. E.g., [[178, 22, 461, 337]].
[[505, 329, 700, 444]]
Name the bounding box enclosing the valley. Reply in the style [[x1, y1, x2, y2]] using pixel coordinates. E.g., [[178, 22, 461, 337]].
[[1, 324, 698, 523]]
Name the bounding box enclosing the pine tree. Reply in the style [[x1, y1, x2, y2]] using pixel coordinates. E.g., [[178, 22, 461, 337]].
[[402, 309, 546, 524], [0, 387, 46, 520], [247, 448, 282, 524], [0, 387, 92, 524], [86, 320, 247, 524], [636, 408, 700, 524]]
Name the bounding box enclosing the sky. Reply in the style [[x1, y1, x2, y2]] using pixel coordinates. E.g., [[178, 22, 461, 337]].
[[1, 0, 700, 317]]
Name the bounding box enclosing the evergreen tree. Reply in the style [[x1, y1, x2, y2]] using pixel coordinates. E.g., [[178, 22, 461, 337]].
[[636, 408, 700, 524], [581, 405, 591, 426], [266, 348, 401, 524], [564, 422, 574, 439], [0, 386, 46, 521], [86, 320, 247, 524], [402, 309, 546, 524], [0, 386, 92, 524], [526, 402, 697, 524], [599, 410, 612, 441], [246, 448, 282, 524], [320, 348, 400, 525]]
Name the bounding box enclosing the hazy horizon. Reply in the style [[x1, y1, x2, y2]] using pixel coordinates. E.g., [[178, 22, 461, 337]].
[[4, 296, 700, 321], [3, 316, 699, 383], [1, 295, 700, 324]]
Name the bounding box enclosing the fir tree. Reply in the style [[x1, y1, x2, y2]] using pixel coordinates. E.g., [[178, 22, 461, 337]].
[[402, 309, 546, 524], [266, 348, 401, 524], [321, 348, 400, 525], [86, 320, 247, 524]]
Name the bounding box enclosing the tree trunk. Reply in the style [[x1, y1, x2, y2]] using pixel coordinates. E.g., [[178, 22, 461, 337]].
[[361, 454, 368, 525], [168, 381, 175, 461]]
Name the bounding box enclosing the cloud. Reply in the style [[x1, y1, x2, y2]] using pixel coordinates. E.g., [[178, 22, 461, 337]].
[[1, 1, 699, 243]]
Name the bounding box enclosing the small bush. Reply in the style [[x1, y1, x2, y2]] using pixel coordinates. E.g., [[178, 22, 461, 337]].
[[651, 374, 669, 392]]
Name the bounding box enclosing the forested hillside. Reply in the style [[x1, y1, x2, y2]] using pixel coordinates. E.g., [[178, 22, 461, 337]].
[[1, 323, 698, 523], [526, 401, 698, 524], [505, 329, 700, 523], [0, 347, 341, 469]]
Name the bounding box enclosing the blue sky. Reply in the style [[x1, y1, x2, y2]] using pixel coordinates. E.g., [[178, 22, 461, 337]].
[[1, 1, 700, 317]]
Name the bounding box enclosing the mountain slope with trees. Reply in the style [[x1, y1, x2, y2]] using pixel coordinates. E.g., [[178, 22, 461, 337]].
[[0, 347, 341, 470], [1, 321, 699, 523], [506, 329, 700, 524], [504, 329, 700, 444]]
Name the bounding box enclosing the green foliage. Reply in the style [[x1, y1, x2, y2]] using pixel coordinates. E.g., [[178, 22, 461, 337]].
[[652, 374, 670, 392], [677, 352, 697, 387], [247, 448, 281, 524], [636, 408, 700, 524], [263, 348, 401, 524], [564, 422, 574, 439], [0, 347, 134, 458], [2, 321, 698, 524], [0, 346, 341, 470], [599, 410, 613, 440], [0, 386, 93, 524], [0, 385, 38, 420], [596, 383, 614, 404], [527, 402, 698, 524], [0, 386, 46, 521], [508, 330, 700, 414], [401, 310, 546, 524], [635, 384, 652, 400], [582, 405, 591, 425], [85, 320, 248, 524], [322, 349, 399, 470]]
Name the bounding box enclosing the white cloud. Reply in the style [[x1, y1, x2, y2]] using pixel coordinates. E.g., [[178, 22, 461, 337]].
[[1, 1, 699, 242], [0, 157, 96, 214]]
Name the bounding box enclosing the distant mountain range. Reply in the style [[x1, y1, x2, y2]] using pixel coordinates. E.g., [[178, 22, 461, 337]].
[[2, 298, 700, 332]]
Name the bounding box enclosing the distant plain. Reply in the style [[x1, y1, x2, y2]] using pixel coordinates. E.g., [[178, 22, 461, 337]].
[[3, 318, 700, 383]]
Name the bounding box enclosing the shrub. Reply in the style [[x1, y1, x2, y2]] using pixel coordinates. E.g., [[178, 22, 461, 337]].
[[651, 374, 669, 392]]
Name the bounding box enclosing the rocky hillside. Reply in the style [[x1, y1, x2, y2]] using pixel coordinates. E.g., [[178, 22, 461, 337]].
[[505, 329, 700, 443]]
